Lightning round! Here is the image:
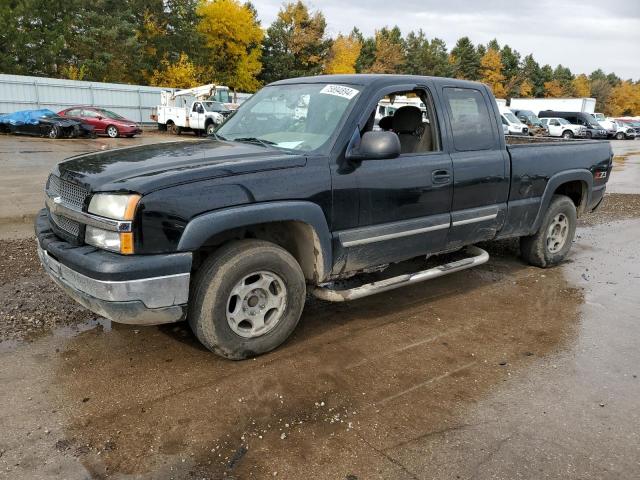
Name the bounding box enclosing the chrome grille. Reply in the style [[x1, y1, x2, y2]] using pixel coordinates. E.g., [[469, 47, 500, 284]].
[[50, 211, 81, 237], [46, 174, 89, 209]]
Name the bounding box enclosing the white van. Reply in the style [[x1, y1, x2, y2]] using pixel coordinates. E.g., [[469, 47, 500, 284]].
[[500, 107, 529, 135]]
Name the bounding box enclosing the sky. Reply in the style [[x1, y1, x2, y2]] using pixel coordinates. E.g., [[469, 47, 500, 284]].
[[251, 0, 640, 80]]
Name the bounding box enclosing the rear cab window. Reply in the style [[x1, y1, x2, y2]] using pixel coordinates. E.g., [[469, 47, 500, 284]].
[[443, 87, 495, 151]]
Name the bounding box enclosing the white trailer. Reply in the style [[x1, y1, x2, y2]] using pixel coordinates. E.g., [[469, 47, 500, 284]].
[[509, 98, 596, 115]]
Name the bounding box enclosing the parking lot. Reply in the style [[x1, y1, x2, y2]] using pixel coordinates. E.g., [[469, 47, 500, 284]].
[[0, 137, 639, 479]]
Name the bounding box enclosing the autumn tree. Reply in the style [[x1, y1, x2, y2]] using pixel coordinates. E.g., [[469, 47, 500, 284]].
[[572, 74, 591, 97], [544, 80, 564, 98], [196, 0, 263, 92], [450, 37, 480, 80], [479, 48, 506, 98], [607, 81, 640, 116], [325, 34, 361, 74], [367, 27, 404, 74], [519, 79, 533, 97], [500, 45, 521, 96], [149, 53, 200, 88], [520, 54, 544, 97], [553, 64, 575, 96], [260, 1, 330, 83]]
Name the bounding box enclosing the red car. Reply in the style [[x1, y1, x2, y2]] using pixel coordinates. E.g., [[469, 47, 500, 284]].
[[58, 106, 142, 138]]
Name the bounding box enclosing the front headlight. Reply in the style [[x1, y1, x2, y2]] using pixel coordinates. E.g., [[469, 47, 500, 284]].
[[86, 193, 139, 254], [88, 193, 140, 220]]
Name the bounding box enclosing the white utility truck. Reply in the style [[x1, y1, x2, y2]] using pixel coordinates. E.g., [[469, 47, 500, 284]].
[[154, 84, 230, 135]]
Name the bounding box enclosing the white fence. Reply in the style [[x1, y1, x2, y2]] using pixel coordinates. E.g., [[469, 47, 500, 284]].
[[0, 74, 253, 125]]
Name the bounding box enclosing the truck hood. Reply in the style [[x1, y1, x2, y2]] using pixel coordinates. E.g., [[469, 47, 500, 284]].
[[54, 139, 306, 194]]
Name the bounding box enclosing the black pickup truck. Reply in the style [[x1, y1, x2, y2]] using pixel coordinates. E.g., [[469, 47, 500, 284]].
[[36, 75, 613, 359]]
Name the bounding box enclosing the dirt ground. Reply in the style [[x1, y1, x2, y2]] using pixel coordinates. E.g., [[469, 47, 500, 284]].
[[0, 141, 639, 479]]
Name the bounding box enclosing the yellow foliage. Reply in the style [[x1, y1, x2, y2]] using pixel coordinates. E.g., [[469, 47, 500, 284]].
[[149, 53, 201, 88], [572, 74, 591, 97], [197, 0, 263, 91], [519, 79, 533, 97], [479, 48, 506, 98], [367, 31, 403, 74], [61, 64, 87, 81], [325, 34, 361, 74], [606, 81, 640, 116], [544, 80, 564, 98]]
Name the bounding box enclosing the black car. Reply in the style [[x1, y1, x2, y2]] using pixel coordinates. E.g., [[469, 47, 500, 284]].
[[0, 109, 95, 139], [539, 111, 607, 139]]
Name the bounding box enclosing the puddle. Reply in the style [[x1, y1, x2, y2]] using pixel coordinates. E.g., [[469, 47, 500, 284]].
[[45, 250, 582, 478]]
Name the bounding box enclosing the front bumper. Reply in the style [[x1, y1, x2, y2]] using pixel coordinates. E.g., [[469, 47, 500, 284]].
[[36, 210, 191, 325]]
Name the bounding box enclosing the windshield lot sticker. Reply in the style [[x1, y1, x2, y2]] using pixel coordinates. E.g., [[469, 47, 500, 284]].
[[320, 85, 359, 99]]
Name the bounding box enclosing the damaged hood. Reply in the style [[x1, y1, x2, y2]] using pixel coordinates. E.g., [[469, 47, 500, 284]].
[[54, 139, 306, 194]]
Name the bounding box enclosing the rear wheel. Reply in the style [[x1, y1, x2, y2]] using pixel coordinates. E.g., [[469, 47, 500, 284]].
[[189, 240, 306, 360], [106, 125, 119, 138], [520, 195, 577, 268], [562, 130, 574, 139]]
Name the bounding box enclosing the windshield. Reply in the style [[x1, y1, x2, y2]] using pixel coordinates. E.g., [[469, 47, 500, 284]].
[[216, 83, 361, 152], [202, 101, 229, 112], [593, 113, 605, 121], [100, 109, 126, 120], [211, 89, 231, 104], [522, 112, 542, 126], [503, 112, 521, 124]]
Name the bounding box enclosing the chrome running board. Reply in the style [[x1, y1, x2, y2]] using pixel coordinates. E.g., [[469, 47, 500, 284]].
[[312, 246, 489, 302]]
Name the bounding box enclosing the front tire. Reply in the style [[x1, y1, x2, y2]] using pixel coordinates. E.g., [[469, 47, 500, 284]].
[[48, 125, 61, 139], [562, 130, 574, 139], [206, 123, 216, 135], [106, 125, 119, 138], [615, 132, 624, 140], [520, 195, 577, 268], [189, 240, 306, 360]]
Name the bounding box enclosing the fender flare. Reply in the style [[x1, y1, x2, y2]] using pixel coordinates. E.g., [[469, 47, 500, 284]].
[[531, 169, 593, 232], [177, 201, 333, 280]]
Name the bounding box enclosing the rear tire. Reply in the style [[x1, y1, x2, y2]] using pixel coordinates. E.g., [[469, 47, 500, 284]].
[[520, 195, 577, 268], [189, 240, 306, 360]]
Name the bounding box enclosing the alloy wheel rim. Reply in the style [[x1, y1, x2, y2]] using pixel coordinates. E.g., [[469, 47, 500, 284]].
[[226, 271, 287, 338], [546, 213, 569, 253], [108, 126, 117, 137]]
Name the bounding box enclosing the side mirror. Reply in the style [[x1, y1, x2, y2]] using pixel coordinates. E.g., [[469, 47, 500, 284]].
[[97, 116, 103, 120], [347, 131, 401, 161]]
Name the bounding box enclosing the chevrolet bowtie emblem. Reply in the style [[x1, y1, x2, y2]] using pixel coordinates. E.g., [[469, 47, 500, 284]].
[[53, 196, 62, 204]]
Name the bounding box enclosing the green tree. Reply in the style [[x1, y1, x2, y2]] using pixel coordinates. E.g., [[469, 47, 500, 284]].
[[553, 64, 574, 96], [500, 45, 521, 96], [520, 54, 544, 97], [450, 37, 480, 80], [260, 1, 330, 84], [351, 28, 375, 73], [403, 31, 450, 77]]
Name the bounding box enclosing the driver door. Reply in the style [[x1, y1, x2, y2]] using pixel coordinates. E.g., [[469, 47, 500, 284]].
[[190, 102, 204, 130]]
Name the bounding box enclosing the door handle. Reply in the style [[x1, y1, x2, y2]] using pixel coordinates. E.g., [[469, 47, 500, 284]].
[[432, 169, 451, 184]]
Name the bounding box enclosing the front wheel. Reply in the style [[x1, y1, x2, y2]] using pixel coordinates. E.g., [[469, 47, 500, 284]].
[[520, 195, 577, 268], [189, 240, 306, 360], [615, 132, 624, 140], [562, 130, 574, 139], [206, 123, 216, 135], [48, 125, 61, 139], [106, 125, 119, 138]]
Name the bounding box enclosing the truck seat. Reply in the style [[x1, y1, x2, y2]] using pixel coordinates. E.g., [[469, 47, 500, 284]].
[[392, 106, 423, 153]]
